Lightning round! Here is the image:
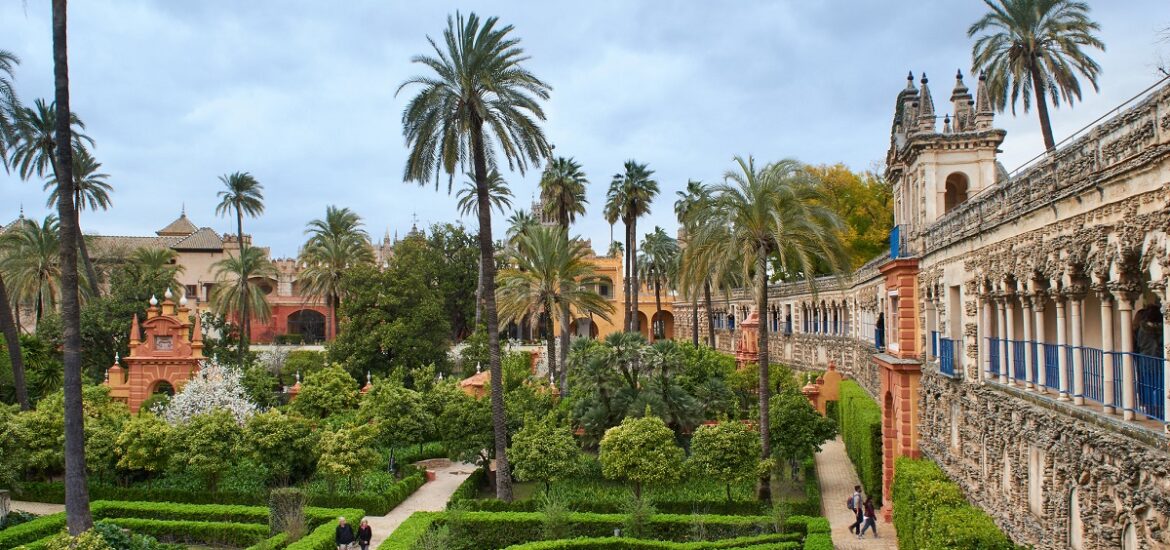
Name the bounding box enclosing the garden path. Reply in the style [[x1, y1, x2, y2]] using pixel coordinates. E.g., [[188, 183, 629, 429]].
[[9, 501, 65, 515], [814, 437, 897, 550], [362, 460, 475, 549]]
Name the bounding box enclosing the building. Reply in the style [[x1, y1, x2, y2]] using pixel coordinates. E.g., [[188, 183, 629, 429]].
[[678, 71, 1170, 549]]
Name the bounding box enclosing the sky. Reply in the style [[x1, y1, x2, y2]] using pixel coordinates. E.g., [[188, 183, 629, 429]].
[[1, 1, 1167, 258]]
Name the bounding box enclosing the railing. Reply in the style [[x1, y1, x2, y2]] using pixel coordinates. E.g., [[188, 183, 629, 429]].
[[1081, 347, 1105, 404], [930, 331, 939, 358], [1012, 340, 1027, 381], [1132, 353, 1166, 421], [1112, 354, 1123, 408], [889, 225, 901, 259], [1043, 344, 1060, 391], [988, 337, 1000, 376], [875, 328, 885, 351], [939, 338, 956, 377], [784, 320, 793, 336], [1029, 341, 1041, 387]]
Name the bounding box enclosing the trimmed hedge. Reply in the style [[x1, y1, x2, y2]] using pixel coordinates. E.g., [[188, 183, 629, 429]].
[[377, 511, 442, 550], [247, 532, 290, 550], [449, 465, 489, 505], [500, 533, 804, 549], [892, 457, 1017, 550], [0, 512, 66, 549], [833, 380, 882, 506], [99, 517, 269, 546], [286, 519, 349, 550]]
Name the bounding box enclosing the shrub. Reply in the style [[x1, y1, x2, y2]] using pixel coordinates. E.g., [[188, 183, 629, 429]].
[[0, 512, 65, 548], [376, 511, 441, 550], [269, 487, 309, 539], [101, 518, 269, 547], [41, 529, 113, 550], [599, 415, 684, 500], [833, 381, 882, 506], [687, 421, 761, 504], [892, 457, 1016, 550]]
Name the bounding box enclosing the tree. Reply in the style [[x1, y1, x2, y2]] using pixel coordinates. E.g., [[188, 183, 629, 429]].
[[0, 216, 71, 323], [638, 227, 678, 340], [426, 224, 480, 340], [675, 180, 716, 348], [289, 364, 359, 418], [0, 52, 27, 411], [317, 423, 379, 494], [505, 209, 538, 245], [43, 146, 111, 296], [768, 388, 837, 471], [496, 225, 614, 392], [969, 0, 1105, 151], [456, 171, 512, 329], [114, 413, 173, 480], [689, 421, 762, 503], [209, 246, 278, 355], [539, 156, 589, 230], [599, 413, 684, 500], [398, 12, 553, 501], [244, 410, 319, 486], [156, 359, 257, 425], [605, 161, 659, 333], [805, 165, 893, 269], [214, 171, 265, 363], [684, 156, 847, 502], [509, 414, 579, 495], [0, 404, 30, 488], [171, 409, 244, 492], [436, 390, 494, 465], [357, 381, 431, 450], [0, 49, 18, 154], [298, 206, 374, 338]]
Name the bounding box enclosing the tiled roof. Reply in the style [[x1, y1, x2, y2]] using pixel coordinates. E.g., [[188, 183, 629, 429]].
[[87, 235, 177, 258], [156, 214, 199, 236], [171, 227, 224, 251]]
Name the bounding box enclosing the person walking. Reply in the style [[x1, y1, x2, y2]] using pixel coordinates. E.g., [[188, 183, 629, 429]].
[[847, 485, 864, 535], [859, 496, 878, 538], [335, 516, 356, 550], [357, 519, 373, 550]]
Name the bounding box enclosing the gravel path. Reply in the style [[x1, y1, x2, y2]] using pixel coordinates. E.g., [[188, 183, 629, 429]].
[[814, 437, 898, 549], [363, 460, 475, 549], [9, 501, 65, 515]]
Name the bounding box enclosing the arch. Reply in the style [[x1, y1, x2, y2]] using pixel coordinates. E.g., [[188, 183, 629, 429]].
[[288, 309, 327, 343], [652, 310, 674, 341], [944, 172, 969, 213], [1121, 522, 1137, 550], [1068, 487, 1084, 550], [569, 317, 599, 339], [248, 275, 278, 296], [594, 276, 615, 299], [637, 312, 650, 339], [148, 380, 175, 396]]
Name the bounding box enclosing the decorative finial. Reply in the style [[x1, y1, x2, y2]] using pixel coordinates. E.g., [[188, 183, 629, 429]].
[[149, 295, 158, 306], [114, 352, 120, 363], [296, 371, 301, 383], [921, 73, 928, 85], [979, 70, 986, 81], [366, 371, 372, 384], [179, 294, 188, 306], [907, 70, 914, 81], [956, 69, 963, 80], [181, 202, 186, 217], [164, 288, 173, 300], [476, 362, 482, 374], [438, 372, 444, 381], [18, 203, 24, 219], [105, 369, 110, 382]]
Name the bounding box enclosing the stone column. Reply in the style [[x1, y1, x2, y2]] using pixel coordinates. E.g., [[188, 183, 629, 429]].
[[1162, 282, 1170, 425], [1034, 292, 1047, 392], [1098, 286, 1116, 415], [1054, 291, 1070, 401], [1069, 287, 1086, 406], [997, 294, 1008, 384], [1021, 294, 1034, 389], [981, 293, 992, 383], [925, 298, 937, 357], [1005, 291, 1017, 385], [1117, 288, 1137, 421]]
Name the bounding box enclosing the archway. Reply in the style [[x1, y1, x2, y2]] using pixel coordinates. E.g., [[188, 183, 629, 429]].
[[570, 318, 599, 339], [944, 172, 969, 213], [637, 312, 650, 339], [149, 380, 175, 396], [288, 309, 327, 343], [1069, 488, 1084, 550], [652, 311, 674, 341]]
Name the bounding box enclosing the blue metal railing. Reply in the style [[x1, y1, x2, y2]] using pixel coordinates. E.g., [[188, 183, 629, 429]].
[[988, 337, 1001, 376], [1132, 353, 1166, 421], [1012, 340, 1027, 381], [1081, 347, 1104, 403], [1030, 341, 1041, 386], [1043, 343, 1060, 391], [930, 331, 939, 358], [1112, 353, 1123, 407], [889, 225, 901, 259], [940, 338, 956, 377], [875, 328, 885, 351]]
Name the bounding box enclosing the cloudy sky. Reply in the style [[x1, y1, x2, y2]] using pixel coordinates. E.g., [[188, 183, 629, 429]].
[[2, 1, 1166, 258]]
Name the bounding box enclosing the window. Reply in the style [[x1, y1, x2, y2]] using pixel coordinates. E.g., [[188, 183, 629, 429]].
[[185, 285, 197, 299], [944, 172, 969, 213], [599, 284, 610, 298]]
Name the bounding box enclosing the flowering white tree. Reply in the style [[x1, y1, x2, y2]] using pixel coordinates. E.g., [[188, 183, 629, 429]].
[[157, 359, 257, 425], [258, 345, 290, 375]]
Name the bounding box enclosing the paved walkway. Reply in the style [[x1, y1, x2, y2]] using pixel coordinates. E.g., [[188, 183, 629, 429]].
[[10, 501, 65, 515], [814, 437, 897, 550], [363, 460, 475, 549]]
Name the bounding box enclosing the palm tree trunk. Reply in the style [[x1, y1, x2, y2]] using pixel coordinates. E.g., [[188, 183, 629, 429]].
[[754, 248, 771, 503], [653, 280, 662, 341], [474, 257, 483, 329], [558, 305, 570, 394], [471, 115, 512, 502], [630, 219, 639, 334], [544, 306, 556, 385], [691, 296, 699, 347], [75, 224, 99, 296], [704, 280, 714, 348], [237, 210, 248, 366], [1030, 64, 1057, 152], [51, 0, 93, 532], [0, 275, 29, 410], [623, 222, 633, 332]]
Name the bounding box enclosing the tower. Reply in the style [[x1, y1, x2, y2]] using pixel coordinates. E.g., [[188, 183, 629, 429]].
[[105, 290, 204, 412]]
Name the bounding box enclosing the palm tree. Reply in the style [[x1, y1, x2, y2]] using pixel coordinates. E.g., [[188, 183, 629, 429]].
[[456, 170, 512, 328], [44, 147, 111, 295], [9, 98, 99, 296], [214, 171, 264, 363], [0, 49, 19, 159], [674, 180, 712, 347], [496, 225, 613, 392], [686, 156, 847, 502], [638, 226, 678, 340], [0, 216, 67, 324], [605, 160, 658, 333], [50, 0, 94, 531], [505, 208, 538, 245], [969, 0, 1105, 151], [539, 156, 588, 229], [209, 246, 279, 335], [125, 247, 184, 297], [298, 206, 374, 338], [397, 11, 552, 502], [0, 49, 27, 412], [607, 240, 623, 259]]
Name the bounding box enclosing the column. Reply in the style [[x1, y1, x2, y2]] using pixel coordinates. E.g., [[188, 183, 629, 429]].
[[1163, 283, 1170, 423], [1054, 291, 1070, 401], [981, 293, 992, 382], [1005, 291, 1016, 385], [1034, 292, 1047, 392], [997, 294, 1008, 384], [1098, 286, 1115, 414], [1069, 288, 1086, 406], [1117, 289, 1136, 421], [1021, 295, 1034, 389], [925, 298, 937, 358]]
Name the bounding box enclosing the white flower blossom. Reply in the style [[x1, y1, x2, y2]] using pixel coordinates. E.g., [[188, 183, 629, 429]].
[[157, 358, 257, 425]]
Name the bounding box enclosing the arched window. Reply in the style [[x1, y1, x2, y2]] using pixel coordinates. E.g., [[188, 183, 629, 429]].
[[944, 172, 969, 213], [1069, 488, 1084, 550], [288, 309, 327, 343]]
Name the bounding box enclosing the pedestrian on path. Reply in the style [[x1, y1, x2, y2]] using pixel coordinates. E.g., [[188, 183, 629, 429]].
[[357, 519, 373, 550], [335, 516, 356, 550], [847, 485, 864, 535], [859, 496, 878, 538]]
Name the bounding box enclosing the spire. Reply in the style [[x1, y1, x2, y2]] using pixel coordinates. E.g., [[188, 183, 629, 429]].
[[974, 70, 995, 130], [950, 69, 974, 131], [917, 73, 936, 133], [129, 314, 141, 346], [906, 70, 915, 90]]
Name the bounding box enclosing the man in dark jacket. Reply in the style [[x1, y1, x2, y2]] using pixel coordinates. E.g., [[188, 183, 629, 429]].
[[335, 516, 356, 550]]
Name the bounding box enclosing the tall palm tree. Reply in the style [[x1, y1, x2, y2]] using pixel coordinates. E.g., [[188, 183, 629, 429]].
[[638, 226, 678, 340], [214, 171, 264, 363], [607, 240, 623, 259], [505, 208, 538, 245], [456, 169, 513, 328], [674, 180, 714, 347], [9, 98, 98, 296], [397, 11, 552, 502], [605, 160, 658, 333], [539, 156, 588, 374], [969, 0, 1105, 151], [209, 246, 279, 335], [0, 49, 19, 159], [126, 247, 184, 297], [1, 216, 66, 323], [0, 49, 27, 411], [51, 0, 94, 531], [539, 156, 588, 229], [44, 147, 111, 295], [298, 206, 374, 338], [686, 156, 847, 502], [497, 225, 614, 393]]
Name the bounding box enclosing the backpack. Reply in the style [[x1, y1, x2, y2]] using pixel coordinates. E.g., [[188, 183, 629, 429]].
[[846, 496, 855, 510]]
